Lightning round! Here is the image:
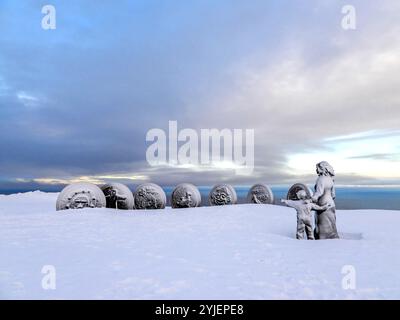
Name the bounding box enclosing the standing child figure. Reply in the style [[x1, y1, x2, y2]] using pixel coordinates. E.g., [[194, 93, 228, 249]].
[[281, 190, 331, 240]]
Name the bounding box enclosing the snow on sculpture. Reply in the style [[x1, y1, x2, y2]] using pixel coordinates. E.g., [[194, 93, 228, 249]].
[[101, 183, 134, 210], [312, 161, 339, 239], [208, 184, 237, 206], [282, 190, 331, 240], [133, 183, 166, 209], [171, 183, 201, 208], [247, 184, 274, 204], [56, 183, 106, 211]]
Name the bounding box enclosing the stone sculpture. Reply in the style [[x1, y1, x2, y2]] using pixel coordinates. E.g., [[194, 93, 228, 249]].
[[282, 190, 331, 240], [208, 184, 237, 206], [247, 184, 274, 204], [101, 183, 134, 210], [171, 183, 201, 208], [133, 183, 166, 210], [312, 161, 339, 239], [56, 183, 106, 211]]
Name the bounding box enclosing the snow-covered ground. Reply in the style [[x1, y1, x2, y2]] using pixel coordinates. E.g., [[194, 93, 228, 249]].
[[0, 191, 399, 300]]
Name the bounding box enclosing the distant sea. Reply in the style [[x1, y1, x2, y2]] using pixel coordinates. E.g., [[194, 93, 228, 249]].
[[1, 186, 400, 210]]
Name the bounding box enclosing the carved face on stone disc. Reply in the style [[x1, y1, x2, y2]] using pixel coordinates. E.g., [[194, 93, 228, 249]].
[[134, 183, 166, 209], [287, 183, 313, 200], [56, 183, 106, 211], [208, 184, 237, 206], [172, 183, 201, 208], [247, 184, 274, 204], [101, 183, 134, 210]]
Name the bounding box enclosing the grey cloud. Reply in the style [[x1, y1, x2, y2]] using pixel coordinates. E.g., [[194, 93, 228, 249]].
[[347, 153, 400, 161], [1, 0, 400, 191]]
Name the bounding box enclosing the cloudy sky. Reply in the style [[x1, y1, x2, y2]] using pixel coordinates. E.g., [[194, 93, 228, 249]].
[[1, 0, 400, 192]]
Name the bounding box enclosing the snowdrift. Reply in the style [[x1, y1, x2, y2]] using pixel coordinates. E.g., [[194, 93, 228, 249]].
[[0, 191, 399, 299]]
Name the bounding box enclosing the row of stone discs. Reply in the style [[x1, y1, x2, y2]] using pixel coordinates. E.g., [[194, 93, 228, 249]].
[[56, 182, 166, 211], [179, 183, 274, 207], [95, 182, 168, 210], [56, 182, 276, 211]]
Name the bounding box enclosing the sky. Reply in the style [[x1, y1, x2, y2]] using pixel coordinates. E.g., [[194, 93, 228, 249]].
[[1, 0, 400, 192]]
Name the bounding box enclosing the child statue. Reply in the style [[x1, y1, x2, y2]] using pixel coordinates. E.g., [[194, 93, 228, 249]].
[[281, 190, 332, 240]]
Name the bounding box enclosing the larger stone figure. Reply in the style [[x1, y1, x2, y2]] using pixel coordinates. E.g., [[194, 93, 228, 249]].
[[312, 161, 339, 239]]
